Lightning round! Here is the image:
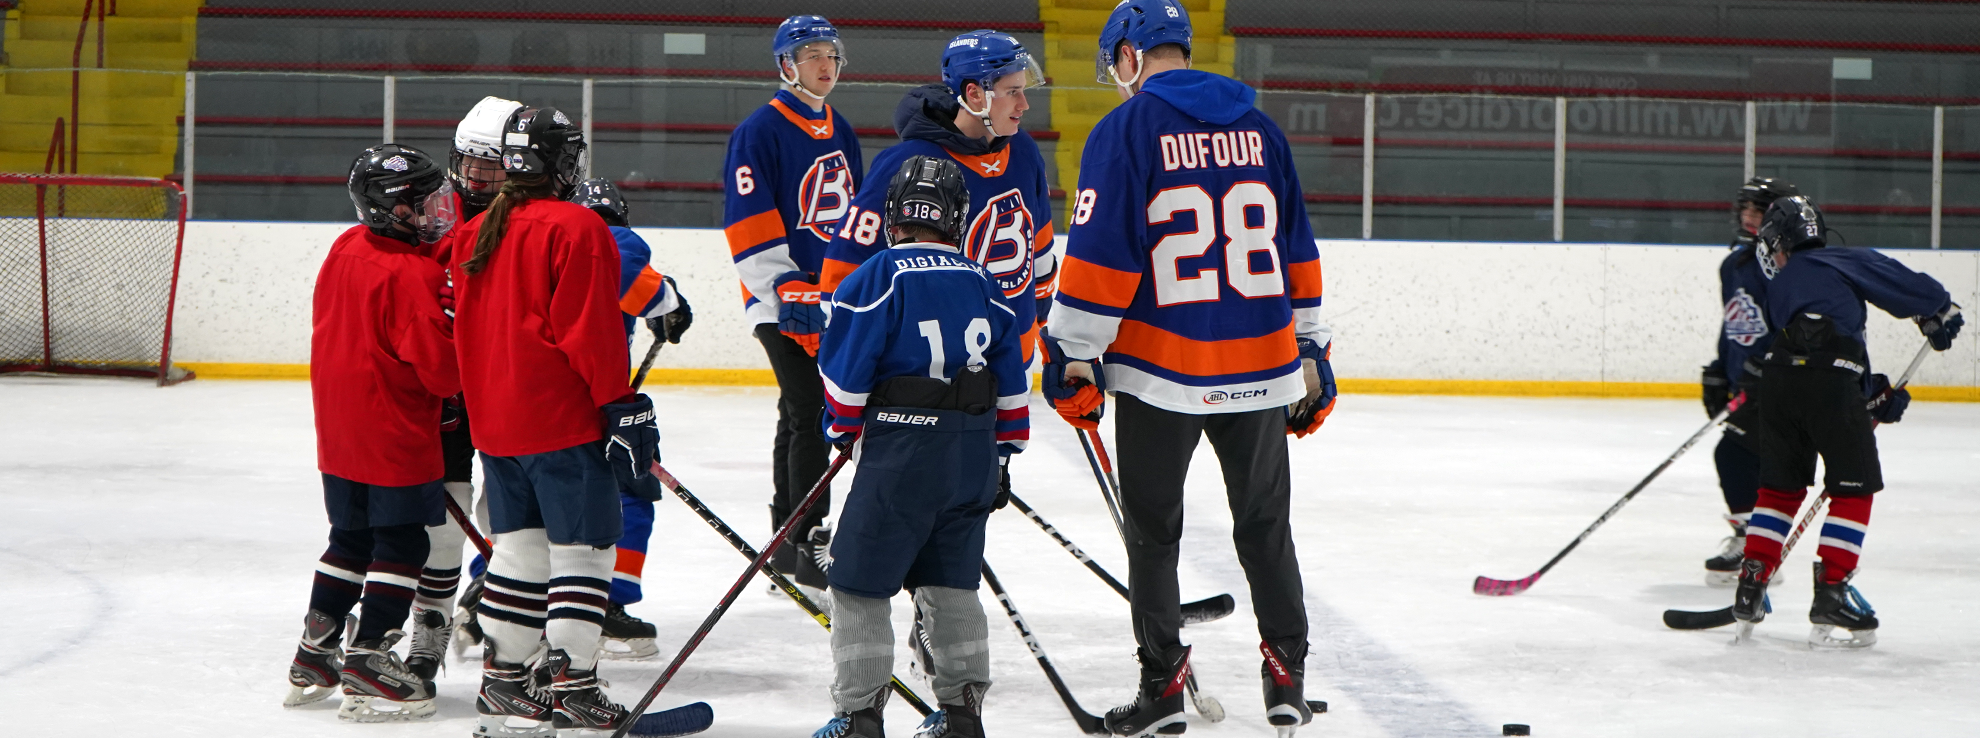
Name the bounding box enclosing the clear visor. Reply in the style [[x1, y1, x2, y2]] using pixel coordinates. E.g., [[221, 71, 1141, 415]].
[[415, 180, 459, 243], [1004, 53, 1049, 91], [1095, 47, 1114, 84], [779, 39, 847, 81]]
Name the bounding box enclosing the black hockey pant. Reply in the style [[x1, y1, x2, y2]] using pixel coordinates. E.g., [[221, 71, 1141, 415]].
[[755, 323, 831, 589]]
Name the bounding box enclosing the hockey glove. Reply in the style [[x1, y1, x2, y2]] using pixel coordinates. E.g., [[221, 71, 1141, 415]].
[[995, 457, 1012, 511], [656, 275, 692, 343], [1701, 360, 1731, 418], [1865, 373, 1911, 425], [1918, 302, 1963, 352], [1040, 332, 1105, 430], [440, 393, 465, 432], [1287, 338, 1337, 438], [438, 275, 456, 320], [601, 394, 663, 499], [775, 271, 826, 357]]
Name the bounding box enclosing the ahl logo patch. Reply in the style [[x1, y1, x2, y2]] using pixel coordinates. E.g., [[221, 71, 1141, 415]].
[[1723, 288, 1767, 347], [382, 156, 409, 172]]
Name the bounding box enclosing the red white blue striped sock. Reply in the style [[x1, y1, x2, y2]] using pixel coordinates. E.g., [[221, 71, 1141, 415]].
[[1817, 494, 1873, 584], [1742, 486, 1808, 577]]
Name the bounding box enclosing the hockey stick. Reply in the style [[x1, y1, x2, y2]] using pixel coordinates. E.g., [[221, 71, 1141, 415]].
[[1077, 427, 1227, 723], [1007, 492, 1236, 625], [650, 461, 935, 716], [609, 448, 853, 738], [444, 492, 492, 561], [981, 561, 1110, 736], [1663, 338, 1935, 631], [631, 317, 670, 392], [1473, 393, 1748, 596]]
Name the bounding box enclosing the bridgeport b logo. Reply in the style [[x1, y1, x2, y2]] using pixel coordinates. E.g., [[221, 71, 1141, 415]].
[[797, 150, 855, 241], [964, 188, 1035, 299]]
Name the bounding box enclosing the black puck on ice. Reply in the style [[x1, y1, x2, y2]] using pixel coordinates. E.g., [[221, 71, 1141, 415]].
[[1503, 724, 1531, 736]]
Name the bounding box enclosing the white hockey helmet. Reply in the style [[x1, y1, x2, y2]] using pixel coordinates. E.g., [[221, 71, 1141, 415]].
[[454, 96, 524, 159]]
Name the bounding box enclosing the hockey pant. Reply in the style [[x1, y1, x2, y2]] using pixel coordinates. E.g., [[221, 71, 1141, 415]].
[[1745, 364, 1880, 584], [475, 443, 622, 670], [1114, 393, 1308, 656], [756, 323, 831, 590], [831, 587, 989, 713]]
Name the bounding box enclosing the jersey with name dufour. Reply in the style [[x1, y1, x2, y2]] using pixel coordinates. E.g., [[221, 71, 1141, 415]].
[[1050, 69, 1329, 414], [722, 88, 865, 325], [1718, 242, 1772, 394], [1766, 247, 1949, 390], [818, 243, 1029, 454]]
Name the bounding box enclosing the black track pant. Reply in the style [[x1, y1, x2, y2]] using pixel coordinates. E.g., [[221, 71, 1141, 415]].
[[1115, 393, 1306, 656], [755, 323, 831, 588]]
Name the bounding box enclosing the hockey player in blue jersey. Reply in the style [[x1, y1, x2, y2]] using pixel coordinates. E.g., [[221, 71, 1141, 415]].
[[1730, 195, 1963, 649], [820, 29, 1055, 363], [811, 156, 1030, 738], [723, 14, 866, 595], [1698, 177, 1797, 586]]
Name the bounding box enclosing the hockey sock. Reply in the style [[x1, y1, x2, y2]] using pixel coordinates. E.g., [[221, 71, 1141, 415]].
[[355, 523, 429, 643], [611, 494, 655, 605], [1714, 437, 1760, 515], [1743, 487, 1808, 575], [1816, 494, 1873, 584], [416, 482, 474, 611], [829, 588, 896, 714], [308, 526, 374, 639], [546, 543, 615, 671], [912, 586, 990, 706], [480, 528, 551, 664]]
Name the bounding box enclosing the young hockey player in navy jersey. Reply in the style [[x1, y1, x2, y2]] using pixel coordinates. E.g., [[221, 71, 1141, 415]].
[[1731, 195, 1964, 649], [1698, 177, 1797, 587], [812, 156, 1030, 738], [724, 15, 866, 595], [821, 29, 1056, 363], [1044, 1, 1332, 735]]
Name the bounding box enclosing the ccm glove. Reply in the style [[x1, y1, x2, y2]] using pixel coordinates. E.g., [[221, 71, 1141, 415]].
[[1865, 373, 1911, 425], [1287, 338, 1337, 438], [602, 394, 663, 500], [1701, 360, 1732, 418], [1918, 302, 1963, 352], [775, 271, 826, 357], [1041, 332, 1105, 430], [656, 275, 693, 343]]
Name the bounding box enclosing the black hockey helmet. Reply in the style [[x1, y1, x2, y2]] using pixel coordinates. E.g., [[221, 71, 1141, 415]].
[[570, 177, 630, 227], [1755, 195, 1826, 280], [883, 154, 969, 245], [348, 143, 457, 244], [1737, 176, 1799, 210], [500, 106, 587, 196]]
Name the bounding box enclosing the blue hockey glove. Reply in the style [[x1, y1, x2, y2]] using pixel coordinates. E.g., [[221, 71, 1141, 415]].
[[775, 271, 826, 357], [602, 394, 663, 499], [1865, 373, 1910, 425], [1918, 302, 1963, 352], [1040, 331, 1105, 430], [1288, 338, 1336, 438]]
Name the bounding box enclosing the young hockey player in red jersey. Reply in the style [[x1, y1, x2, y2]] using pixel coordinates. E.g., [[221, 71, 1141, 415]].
[[1043, 2, 1333, 735], [284, 144, 460, 721], [1731, 196, 1963, 649], [723, 15, 865, 596]]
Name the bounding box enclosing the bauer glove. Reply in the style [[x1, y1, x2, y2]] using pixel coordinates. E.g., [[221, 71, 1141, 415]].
[[602, 394, 662, 499], [1918, 302, 1963, 352], [1041, 332, 1105, 430], [1701, 360, 1732, 418], [1865, 373, 1911, 425], [775, 271, 826, 357], [1287, 338, 1337, 438]]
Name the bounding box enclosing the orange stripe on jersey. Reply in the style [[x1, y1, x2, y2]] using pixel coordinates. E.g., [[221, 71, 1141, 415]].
[[725, 210, 787, 256], [1057, 254, 1140, 310], [1111, 319, 1298, 378], [1285, 258, 1324, 300], [614, 547, 647, 577], [620, 267, 664, 316], [819, 256, 861, 295], [1032, 221, 1055, 255], [737, 279, 754, 304], [1019, 319, 1039, 365], [769, 99, 836, 140], [948, 146, 1012, 178]]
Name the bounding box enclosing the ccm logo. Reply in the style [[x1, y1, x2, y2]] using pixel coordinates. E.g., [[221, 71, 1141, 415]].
[[617, 410, 654, 426], [876, 412, 939, 426], [781, 289, 821, 304], [1202, 389, 1269, 405]]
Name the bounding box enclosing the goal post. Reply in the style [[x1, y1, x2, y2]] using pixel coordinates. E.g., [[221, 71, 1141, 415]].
[[0, 174, 193, 386]]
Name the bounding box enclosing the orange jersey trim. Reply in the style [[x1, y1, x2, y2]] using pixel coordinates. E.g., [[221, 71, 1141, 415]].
[[1057, 254, 1140, 310], [1032, 221, 1055, 254], [620, 267, 665, 316], [614, 547, 647, 577], [725, 210, 788, 256], [948, 146, 1012, 178], [1020, 320, 1039, 365], [1111, 319, 1298, 378], [819, 256, 861, 295], [769, 99, 836, 140], [1286, 258, 1324, 301]]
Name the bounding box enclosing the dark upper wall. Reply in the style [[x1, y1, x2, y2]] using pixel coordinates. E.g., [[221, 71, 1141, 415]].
[[199, 0, 1041, 23], [1227, 0, 1980, 45]]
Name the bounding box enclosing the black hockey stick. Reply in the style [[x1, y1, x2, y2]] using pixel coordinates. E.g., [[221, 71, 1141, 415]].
[[981, 561, 1110, 736], [609, 448, 853, 738], [650, 461, 934, 716], [1007, 492, 1235, 625], [631, 316, 671, 392]]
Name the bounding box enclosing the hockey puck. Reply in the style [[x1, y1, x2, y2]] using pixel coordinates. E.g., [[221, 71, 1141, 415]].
[[1307, 700, 1327, 714], [1503, 724, 1531, 736]]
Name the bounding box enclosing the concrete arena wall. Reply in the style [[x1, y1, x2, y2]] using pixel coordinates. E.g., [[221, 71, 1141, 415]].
[[169, 222, 1980, 394]]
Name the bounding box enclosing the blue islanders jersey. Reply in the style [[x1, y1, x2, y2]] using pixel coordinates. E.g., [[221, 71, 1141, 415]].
[[1766, 247, 1949, 381], [1717, 243, 1772, 393], [818, 243, 1030, 454], [723, 89, 864, 325], [820, 133, 1056, 361], [1049, 69, 1329, 414], [611, 225, 679, 338]]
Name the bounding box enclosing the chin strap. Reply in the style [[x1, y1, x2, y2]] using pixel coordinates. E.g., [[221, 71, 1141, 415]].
[[778, 61, 830, 103], [1107, 48, 1145, 94], [956, 93, 999, 141]]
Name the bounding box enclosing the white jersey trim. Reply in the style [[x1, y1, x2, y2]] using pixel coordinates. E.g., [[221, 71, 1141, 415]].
[[1105, 363, 1305, 415]]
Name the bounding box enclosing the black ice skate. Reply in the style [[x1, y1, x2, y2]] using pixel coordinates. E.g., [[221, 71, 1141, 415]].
[[1105, 645, 1191, 737], [1730, 558, 1773, 643], [1808, 562, 1879, 649], [1704, 517, 1746, 587], [1260, 641, 1313, 736], [339, 630, 438, 722], [545, 647, 635, 735], [475, 655, 555, 738], [813, 707, 885, 738], [405, 605, 451, 680], [913, 687, 984, 738], [600, 602, 660, 660], [454, 573, 488, 658], [283, 609, 343, 707]]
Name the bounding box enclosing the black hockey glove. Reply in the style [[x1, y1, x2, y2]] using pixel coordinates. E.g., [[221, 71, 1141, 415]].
[[1701, 360, 1731, 418], [994, 457, 1012, 510], [1918, 302, 1963, 352], [654, 275, 692, 344], [1865, 374, 1910, 425], [601, 394, 661, 498], [440, 393, 465, 432]]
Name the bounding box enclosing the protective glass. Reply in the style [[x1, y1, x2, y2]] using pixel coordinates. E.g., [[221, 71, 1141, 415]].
[[1095, 46, 1143, 85], [415, 179, 459, 243], [779, 39, 848, 85]]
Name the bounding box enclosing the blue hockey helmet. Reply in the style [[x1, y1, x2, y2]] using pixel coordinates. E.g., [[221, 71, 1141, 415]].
[[942, 30, 1046, 99], [1755, 195, 1826, 280], [1095, 0, 1193, 85], [773, 15, 844, 68]]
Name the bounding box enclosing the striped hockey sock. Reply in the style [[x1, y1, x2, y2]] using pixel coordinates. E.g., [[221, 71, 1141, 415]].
[[355, 560, 422, 642], [1817, 494, 1873, 584], [308, 550, 369, 640], [415, 566, 461, 612], [479, 529, 551, 665], [548, 543, 615, 671], [1742, 487, 1808, 577], [416, 482, 474, 611]]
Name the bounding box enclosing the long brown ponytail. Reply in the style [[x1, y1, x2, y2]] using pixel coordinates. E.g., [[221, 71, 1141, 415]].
[[461, 173, 559, 275]]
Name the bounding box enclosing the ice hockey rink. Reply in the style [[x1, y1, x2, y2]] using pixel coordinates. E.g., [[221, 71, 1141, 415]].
[[1, 376, 1975, 737]]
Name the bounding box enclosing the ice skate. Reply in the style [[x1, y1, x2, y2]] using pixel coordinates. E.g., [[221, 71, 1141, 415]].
[[914, 688, 983, 738], [405, 605, 451, 679], [474, 655, 555, 738], [599, 602, 660, 660], [813, 707, 884, 738], [545, 647, 634, 735], [1105, 645, 1191, 737], [453, 573, 488, 658], [1729, 558, 1772, 645], [282, 609, 343, 707], [1808, 562, 1878, 649], [1704, 517, 1746, 587], [338, 630, 438, 722], [1260, 641, 1313, 737]]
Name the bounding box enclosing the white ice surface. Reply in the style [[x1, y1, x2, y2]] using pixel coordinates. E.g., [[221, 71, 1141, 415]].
[[0, 377, 1976, 737]]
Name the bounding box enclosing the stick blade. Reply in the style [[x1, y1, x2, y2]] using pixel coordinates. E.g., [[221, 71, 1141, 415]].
[[1180, 594, 1237, 625], [1472, 574, 1537, 596], [1662, 606, 1737, 630], [628, 701, 714, 737]]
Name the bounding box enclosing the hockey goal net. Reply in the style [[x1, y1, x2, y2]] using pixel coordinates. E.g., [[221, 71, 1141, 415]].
[[0, 174, 191, 385]]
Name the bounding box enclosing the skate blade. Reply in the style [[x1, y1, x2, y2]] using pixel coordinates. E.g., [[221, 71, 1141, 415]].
[[1266, 704, 1312, 727], [1809, 624, 1877, 649], [282, 683, 336, 707], [1730, 620, 1758, 646], [474, 714, 557, 738], [337, 694, 437, 722], [598, 637, 660, 660]]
